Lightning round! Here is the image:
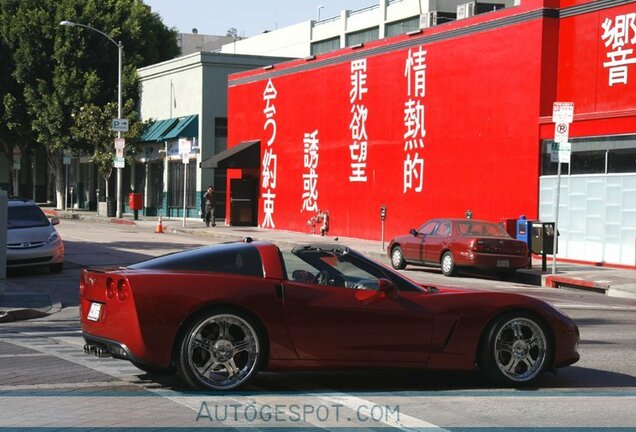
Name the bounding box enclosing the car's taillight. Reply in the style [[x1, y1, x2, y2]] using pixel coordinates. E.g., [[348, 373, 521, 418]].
[[106, 278, 115, 299], [471, 239, 486, 252], [117, 279, 129, 301]]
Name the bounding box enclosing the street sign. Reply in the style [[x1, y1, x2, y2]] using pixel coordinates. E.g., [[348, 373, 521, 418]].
[[63, 150, 72, 165], [552, 102, 574, 124], [114, 138, 125, 150], [179, 138, 191, 164], [114, 156, 125, 169], [112, 118, 129, 132], [551, 142, 571, 163], [115, 147, 124, 158], [554, 122, 569, 143], [558, 142, 571, 163]]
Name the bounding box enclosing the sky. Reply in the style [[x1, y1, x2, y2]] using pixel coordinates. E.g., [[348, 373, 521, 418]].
[[144, 0, 378, 38]]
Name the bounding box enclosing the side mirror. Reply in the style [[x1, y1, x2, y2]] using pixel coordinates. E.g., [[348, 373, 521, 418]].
[[378, 278, 398, 299], [409, 228, 418, 237], [50, 217, 60, 226]]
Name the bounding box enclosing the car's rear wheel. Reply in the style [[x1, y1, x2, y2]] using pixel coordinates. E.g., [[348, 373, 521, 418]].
[[390, 246, 406, 270], [177, 308, 263, 390], [49, 263, 63, 273], [440, 252, 456, 276], [479, 312, 552, 387]]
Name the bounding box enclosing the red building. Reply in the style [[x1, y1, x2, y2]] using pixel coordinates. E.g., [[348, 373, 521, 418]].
[[222, 0, 636, 267]]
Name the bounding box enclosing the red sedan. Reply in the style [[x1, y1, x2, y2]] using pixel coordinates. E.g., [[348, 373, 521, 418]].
[[388, 218, 530, 277], [80, 240, 578, 391]]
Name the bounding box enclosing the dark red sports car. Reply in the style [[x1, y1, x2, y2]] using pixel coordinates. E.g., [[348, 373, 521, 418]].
[[80, 240, 578, 391], [388, 218, 530, 277]]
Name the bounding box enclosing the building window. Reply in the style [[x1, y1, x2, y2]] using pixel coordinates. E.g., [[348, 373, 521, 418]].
[[215, 117, 227, 138], [345, 27, 379, 46], [385, 17, 420, 37], [311, 37, 340, 55], [541, 135, 636, 176], [608, 148, 636, 173], [168, 161, 196, 207]]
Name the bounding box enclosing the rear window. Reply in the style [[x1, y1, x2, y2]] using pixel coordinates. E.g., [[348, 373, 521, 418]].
[[7, 205, 50, 229], [128, 242, 264, 277], [456, 221, 509, 238]]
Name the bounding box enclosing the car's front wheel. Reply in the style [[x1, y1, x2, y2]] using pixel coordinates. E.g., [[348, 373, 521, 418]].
[[177, 308, 263, 390], [390, 246, 406, 270], [479, 312, 552, 386]]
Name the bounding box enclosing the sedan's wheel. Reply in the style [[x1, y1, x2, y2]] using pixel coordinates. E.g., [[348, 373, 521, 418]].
[[178, 310, 262, 390], [391, 246, 406, 270], [440, 252, 456, 276], [479, 313, 552, 386]]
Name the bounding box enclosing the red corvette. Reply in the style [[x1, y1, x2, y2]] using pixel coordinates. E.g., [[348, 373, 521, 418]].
[[80, 240, 579, 390], [388, 218, 530, 277]]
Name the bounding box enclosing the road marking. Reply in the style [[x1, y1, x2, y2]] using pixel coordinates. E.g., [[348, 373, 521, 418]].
[[553, 303, 636, 312], [0, 353, 47, 358], [0, 381, 127, 391]]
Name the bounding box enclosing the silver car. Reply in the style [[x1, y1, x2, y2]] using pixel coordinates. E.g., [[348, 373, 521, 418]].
[[6, 199, 64, 273]]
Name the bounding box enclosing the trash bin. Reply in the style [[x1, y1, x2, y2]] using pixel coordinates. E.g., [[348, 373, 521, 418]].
[[106, 197, 115, 217], [128, 193, 142, 220]]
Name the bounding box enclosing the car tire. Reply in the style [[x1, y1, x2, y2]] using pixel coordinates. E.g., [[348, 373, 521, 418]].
[[390, 246, 406, 270], [440, 252, 456, 276], [478, 312, 552, 387], [177, 307, 264, 391], [49, 263, 63, 273]]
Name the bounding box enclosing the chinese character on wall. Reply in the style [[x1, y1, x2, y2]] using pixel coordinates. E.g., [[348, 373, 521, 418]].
[[302, 130, 319, 212], [601, 12, 636, 86], [402, 47, 426, 193], [262, 79, 278, 228], [349, 59, 368, 182]]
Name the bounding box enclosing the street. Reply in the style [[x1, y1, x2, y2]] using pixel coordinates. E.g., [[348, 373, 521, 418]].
[[1, 219, 635, 429]]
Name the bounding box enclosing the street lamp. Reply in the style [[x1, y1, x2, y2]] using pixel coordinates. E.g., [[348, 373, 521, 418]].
[[60, 20, 124, 218], [317, 5, 324, 21]]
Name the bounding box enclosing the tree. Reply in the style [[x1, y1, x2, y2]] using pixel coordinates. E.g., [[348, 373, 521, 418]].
[[226, 27, 239, 39], [0, 0, 179, 208]]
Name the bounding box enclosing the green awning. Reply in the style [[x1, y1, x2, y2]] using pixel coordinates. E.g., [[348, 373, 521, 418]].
[[139, 118, 178, 142], [161, 115, 198, 140]]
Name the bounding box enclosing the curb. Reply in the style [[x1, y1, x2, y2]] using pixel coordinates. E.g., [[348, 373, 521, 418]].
[[544, 275, 608, 294]]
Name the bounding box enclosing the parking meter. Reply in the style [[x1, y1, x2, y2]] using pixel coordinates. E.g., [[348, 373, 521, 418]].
[[380, 205, 387, 251]]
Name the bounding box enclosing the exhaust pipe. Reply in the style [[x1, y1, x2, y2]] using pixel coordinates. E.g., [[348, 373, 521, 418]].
[[83, 343, 111, 358]]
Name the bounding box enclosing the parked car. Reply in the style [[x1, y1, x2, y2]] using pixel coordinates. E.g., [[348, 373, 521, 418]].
[[80, 240, 578, 391], [388, 218, 529, 277], [6, 198, 64, 273]]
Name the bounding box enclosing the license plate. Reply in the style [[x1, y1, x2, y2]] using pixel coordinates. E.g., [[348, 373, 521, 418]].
[[87, 302, 102, 321], [497, 259, 510, 268]]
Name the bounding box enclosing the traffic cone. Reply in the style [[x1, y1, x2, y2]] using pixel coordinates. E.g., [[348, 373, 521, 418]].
[[155, 215, 164, 234]]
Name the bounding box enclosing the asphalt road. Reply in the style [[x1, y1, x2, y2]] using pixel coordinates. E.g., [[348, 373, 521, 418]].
[[1, 219, 635, 430]]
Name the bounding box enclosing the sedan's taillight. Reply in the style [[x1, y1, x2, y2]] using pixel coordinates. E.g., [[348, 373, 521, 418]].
[[117, 279, 129, 302], [471, 239, 486, 252]]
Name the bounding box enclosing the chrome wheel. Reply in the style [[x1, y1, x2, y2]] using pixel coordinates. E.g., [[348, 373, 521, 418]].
[[441, 252, 456, 276], [183, 313, 260, 390], [391, 246, 406, 270], [493, 317, 547, 383]]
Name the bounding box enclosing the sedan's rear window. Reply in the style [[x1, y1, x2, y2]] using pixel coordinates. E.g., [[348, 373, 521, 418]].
[[457, 221, 509, 238], [7, 205, 50, 229]]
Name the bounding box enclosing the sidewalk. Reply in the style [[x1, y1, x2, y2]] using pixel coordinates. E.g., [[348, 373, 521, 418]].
[[2, 209, 635, 321]]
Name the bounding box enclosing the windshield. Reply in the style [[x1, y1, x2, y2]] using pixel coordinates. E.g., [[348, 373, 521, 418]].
[[282, 246, 422, 292], [7, 205, 50, 229], [456, 220, 509, 238]]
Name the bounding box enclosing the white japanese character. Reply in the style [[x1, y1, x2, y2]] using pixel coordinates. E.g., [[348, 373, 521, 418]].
[[350, 59, 368, 103], [404, 153, 424, 193], [262, 148, 277, 189], [262, 189, 276, 228], [349, 105, 368, 141]]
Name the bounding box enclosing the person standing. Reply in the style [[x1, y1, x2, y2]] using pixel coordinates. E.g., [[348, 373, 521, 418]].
[[203, 186, 216, 227]]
